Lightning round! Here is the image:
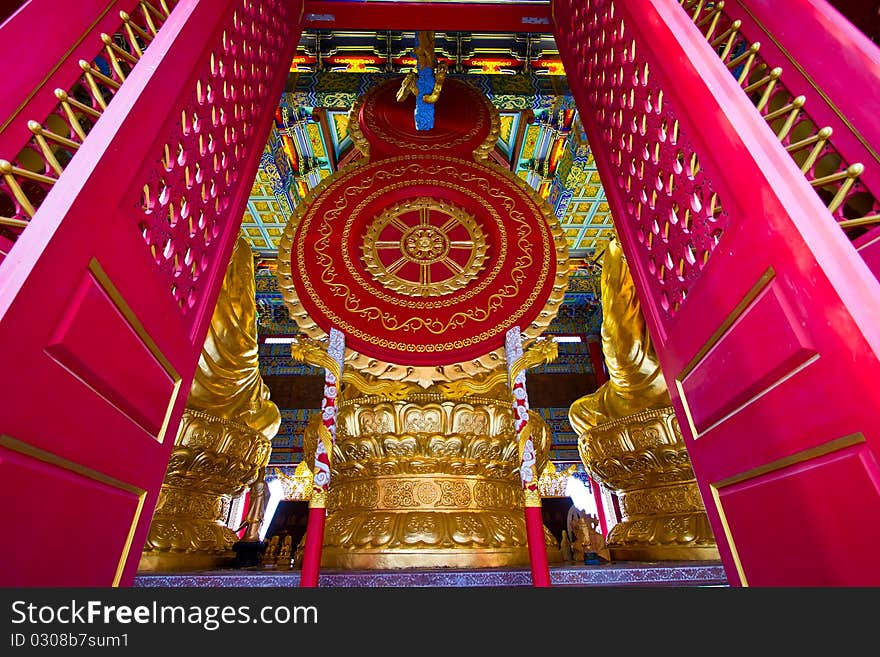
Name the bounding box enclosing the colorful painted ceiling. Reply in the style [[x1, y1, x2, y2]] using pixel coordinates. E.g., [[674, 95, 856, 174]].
[[240, 30, 616, 258]]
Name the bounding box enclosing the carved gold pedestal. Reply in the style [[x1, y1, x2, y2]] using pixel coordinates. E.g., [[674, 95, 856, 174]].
[[138, 408, 272, 572], [579, 406, 718, 561], [319, 380, 561, 568]]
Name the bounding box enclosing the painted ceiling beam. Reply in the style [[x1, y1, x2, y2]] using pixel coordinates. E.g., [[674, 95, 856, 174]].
[[302, 2, 553, 33]]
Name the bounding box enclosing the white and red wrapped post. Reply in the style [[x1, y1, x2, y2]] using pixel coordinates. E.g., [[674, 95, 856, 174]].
[[299, 328, 345, 588], [505, 327, 552, 587]]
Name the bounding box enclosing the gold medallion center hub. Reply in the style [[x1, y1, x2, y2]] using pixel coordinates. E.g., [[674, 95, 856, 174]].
[[401, 225, 449, 264]]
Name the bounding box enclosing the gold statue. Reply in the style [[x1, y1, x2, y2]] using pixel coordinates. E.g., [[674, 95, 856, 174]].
[[237, 469, 270, 543], [560, 530, 573, 562], [569, 509, 610, 563], [568, 237, 670, 434], [277, 535, 293, 570], [262, 535, 280, 566], [138, 234, 279, 572], [188, 234, 281, 439]]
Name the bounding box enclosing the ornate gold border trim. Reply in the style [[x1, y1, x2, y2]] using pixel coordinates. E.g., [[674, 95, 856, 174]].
[[0, 434, 146, 586]]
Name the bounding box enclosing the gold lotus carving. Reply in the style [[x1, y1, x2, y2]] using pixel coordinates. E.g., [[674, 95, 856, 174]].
[[578, 406, 718, 560], [302, 383, 559, 568], [139, 409, 271, 571]]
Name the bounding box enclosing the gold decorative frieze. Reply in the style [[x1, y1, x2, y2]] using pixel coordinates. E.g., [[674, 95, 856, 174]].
[[306, 375, 560, 569]]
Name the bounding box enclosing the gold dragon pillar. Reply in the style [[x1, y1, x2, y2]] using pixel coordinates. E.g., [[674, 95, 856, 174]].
[[301, 370, 561, 569], [569, 238, 718, 560], [138, 235, 280, 572]]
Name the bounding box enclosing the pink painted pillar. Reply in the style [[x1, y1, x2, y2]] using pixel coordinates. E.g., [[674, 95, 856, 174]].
[[300, 328, 345, 588], [506, 327, 552, 587]]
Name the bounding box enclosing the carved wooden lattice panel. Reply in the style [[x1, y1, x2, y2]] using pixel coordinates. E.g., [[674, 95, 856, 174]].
[[561, 0, 729, 318], [135, 0, 294, 313]]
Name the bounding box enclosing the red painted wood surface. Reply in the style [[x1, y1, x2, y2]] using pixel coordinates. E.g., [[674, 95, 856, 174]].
[[524, 505, 551, 587], [554, 0, 880, 585], [0, 1, 139, 158], [0, 0, 304, 585]]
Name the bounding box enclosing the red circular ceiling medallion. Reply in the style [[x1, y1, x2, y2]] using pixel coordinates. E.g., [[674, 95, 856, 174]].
[[277, 78, 568, 373]]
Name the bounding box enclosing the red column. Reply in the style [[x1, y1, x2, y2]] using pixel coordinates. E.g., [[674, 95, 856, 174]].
[[589, 476, 609, 536], [506, 327, 551, 587], [300, 507, 326, 587], [587, 338, 608, 385], [236, 491, 251, 539], [298, 328, 345, 588], [524, 505, 552, 586]]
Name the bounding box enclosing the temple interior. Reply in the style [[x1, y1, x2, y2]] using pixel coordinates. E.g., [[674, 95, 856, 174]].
[[2, 0, 880, 588]]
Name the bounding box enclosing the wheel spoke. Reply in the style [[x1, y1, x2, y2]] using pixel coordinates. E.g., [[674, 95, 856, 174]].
[[439, 216, 459, 233], [442, 257, 464, 274], [390, 217, 411, 233], [387, 256, 408, 274]]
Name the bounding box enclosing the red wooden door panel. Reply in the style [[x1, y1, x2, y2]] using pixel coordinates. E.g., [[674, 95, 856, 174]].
[[0, 0, 303, 585], [554, 0, 880, 584]]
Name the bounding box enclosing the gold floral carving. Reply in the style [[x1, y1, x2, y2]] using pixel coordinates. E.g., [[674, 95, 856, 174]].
[[305, 384, 560, 568], [578, 406, 719, 560]]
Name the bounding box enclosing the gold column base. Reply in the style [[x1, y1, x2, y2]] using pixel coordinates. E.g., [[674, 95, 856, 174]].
[[579, 406, 719, 561], [138, 408, 272, 573], [314, 378, 562, 570]]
